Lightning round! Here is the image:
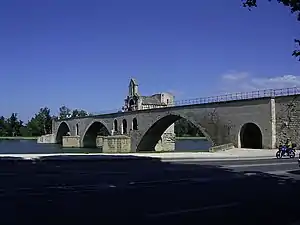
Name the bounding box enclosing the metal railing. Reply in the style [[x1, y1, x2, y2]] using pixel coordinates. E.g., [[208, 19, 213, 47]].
[[90, 108, 123, 116], [173, 86, 300, 107], [58, 86, 300, 119]]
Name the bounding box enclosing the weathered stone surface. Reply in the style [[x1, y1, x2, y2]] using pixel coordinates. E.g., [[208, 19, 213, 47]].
[[37, 134, 56, 144], [102, 135, 131, 153], [209, 143, 235, 152], [96, 136, 104, 149], [275, 95, 300, 148], [51, 95, 300, 152], [62, 136, 80, 148]]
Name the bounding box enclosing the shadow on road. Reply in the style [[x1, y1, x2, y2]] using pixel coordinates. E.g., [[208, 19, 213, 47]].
[[0, 155, 299, 225]]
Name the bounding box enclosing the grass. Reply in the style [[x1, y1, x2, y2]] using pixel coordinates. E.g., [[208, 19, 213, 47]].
[[0, 136, 38, 140], [176, 136, 207, 140]]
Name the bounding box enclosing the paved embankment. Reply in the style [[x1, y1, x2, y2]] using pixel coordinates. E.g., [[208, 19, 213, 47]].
[[0, 148, 285, 161]]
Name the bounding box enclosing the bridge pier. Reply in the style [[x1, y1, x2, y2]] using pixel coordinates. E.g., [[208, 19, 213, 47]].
[[37, 134, 56, 144], [155, 124, 176, 152], [62, 136, 81, 148]]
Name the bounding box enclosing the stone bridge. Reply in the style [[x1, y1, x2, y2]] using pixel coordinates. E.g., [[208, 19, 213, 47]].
[[50, 90, 300, 152]]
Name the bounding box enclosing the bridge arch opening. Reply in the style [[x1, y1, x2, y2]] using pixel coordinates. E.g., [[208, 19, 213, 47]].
[[132, 118, 138, 130], [75, 123, 79, 136], [128, 99, 135, 111], [82, 121, 110, 148], [113, 119, 118, 132], [240, 123, 262, 149], [137, 114, 211, 152], [56, 122, 71, 144], [122, 119, 127, 134]]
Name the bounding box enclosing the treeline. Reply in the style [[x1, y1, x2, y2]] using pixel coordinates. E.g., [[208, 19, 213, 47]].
[[0, 105, 203, 137], [174, 119, 204, 137], [0, 106, 90, 137]]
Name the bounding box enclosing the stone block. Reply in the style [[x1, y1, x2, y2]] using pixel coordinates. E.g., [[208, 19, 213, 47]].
[[155, 132, 176, 152], [62, 136, 80, 148], [209, 143, 234, 152], [96, 136, 104, 148], [37, 134, 56, 144], [102, 135, 131, 153]]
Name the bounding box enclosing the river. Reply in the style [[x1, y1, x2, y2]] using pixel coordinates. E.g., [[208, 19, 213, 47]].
[[0, 139, 212, 154]]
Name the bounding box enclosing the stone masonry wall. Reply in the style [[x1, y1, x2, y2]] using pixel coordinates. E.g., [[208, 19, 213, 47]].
[[62, 136, 81, 148], [155, 123, 176, 152], [102, 135, 131, 153], [275, 95, 300, 148]]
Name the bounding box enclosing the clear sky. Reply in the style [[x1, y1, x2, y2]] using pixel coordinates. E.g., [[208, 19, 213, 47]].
[[0, 0, 299, 121]]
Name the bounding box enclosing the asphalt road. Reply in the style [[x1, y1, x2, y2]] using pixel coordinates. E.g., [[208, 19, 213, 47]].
[[0, 156, 300, 225]]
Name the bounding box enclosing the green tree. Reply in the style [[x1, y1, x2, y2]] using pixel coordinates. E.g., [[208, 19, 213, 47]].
[[37, 107, 52, 134], [6, 113, 22, 136], [0, 116, 7, 136], [59, 105, 72, 119], [71, 109, 88, 118], [26, 107, 52, 136], [242, 0, 300, 60], [20, 126, 31, 137], [174, 118, 204, 137]]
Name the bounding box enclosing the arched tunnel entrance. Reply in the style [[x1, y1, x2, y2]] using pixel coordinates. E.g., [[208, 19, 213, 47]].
[[136, 114, 211, 152], [240, 123, 262, 149], [56, 122, 70, 144], [82, 122, 110, 148]]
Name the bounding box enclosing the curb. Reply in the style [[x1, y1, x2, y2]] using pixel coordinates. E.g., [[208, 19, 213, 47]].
[[0, 155, 276, 162], [161, 156, 276, 161]]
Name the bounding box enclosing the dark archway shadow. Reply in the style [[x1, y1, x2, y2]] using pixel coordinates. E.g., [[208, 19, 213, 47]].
[[113, 119, 118, 133], [82, 122, 110, 149], [122, 119, 128, 134], [0, 155, 299, 225], [132, 118, 138, 130], [128, 99, 135, 111], [240, 123, 262, 149], [137, 114, 211, 152], [56, 122, 71, 144]]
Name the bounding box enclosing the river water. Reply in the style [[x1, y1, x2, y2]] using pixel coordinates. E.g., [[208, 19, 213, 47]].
[[0, 139, 212, 154]]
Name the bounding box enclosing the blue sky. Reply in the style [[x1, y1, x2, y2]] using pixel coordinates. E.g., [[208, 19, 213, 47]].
[[0, 0, 299, 121]]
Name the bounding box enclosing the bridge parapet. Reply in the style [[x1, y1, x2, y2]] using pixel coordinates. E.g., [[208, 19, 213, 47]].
[[54, 87, 300, 121]]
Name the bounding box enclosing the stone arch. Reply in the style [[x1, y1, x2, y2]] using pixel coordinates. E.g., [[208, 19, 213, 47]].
[[136, 114, 212, 152], [122, 119, 128, 134], [132, 118, 138, 130], [82, 121, 110, 148], [129, 99, 135, 111], [239, 122, 262, 149], [56, 122, 71, 144], [75, 123, 79, 136], [113, 119, 118, 132]]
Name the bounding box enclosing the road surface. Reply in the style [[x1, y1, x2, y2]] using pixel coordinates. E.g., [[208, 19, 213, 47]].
[[0, 156, 299, 225]]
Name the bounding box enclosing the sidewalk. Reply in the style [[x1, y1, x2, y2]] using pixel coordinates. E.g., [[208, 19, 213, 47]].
[[0, 148, 287, 161]]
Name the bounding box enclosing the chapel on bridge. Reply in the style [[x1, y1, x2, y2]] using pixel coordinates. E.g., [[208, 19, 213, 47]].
[[122, 78, 175, 112]]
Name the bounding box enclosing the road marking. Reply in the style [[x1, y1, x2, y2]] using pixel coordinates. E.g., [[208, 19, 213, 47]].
[[225, 162, 297, 168], [146, 202, 240, 217]]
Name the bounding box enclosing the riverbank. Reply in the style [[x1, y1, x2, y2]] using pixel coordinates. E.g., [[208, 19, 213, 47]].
[[0, 136, 204, 141], [0, 136, 38, 140], [175, 136, 207, 140]]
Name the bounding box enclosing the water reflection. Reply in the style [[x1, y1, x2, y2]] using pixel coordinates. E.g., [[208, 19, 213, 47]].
[[0, 138, 211, 154]]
